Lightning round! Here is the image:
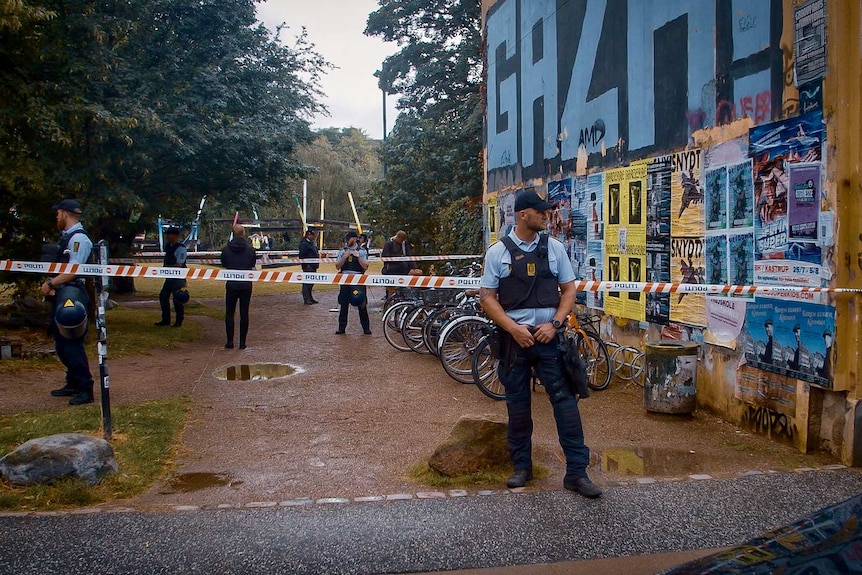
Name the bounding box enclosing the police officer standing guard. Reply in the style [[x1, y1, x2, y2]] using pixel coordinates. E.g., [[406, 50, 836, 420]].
[[40, 199, 95, 406], [479, 190, 602, 498], [155, 226, 188, 327], [335, 231, 371, 335]]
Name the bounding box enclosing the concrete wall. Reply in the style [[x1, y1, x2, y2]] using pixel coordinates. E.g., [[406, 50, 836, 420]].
[[482, 0, 861, 463]]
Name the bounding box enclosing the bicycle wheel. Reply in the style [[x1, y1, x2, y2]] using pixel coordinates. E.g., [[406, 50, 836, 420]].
[[422, 307, 467, 357], [382, 301, 415, 352], [471, 336, 505, 400], [611, 345, 643, 383], [578, 331, 611, 391], [437, 315, 489, 384], [403, 305, 432, 354]]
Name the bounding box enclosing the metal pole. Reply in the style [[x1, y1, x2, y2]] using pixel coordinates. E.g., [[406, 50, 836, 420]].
[[302, 179, 308, 234], [320, 198, 325, 249], [382, 88, 387, 176], [347, 192, 363, 234], [95, 241, 112, 440]]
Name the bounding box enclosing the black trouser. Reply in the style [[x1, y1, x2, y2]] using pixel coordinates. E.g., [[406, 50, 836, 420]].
[[159, 278, 186, 324], [302, 282, 315, 302], [52, 285, 94, 394], [301, 266, 318, 302], [225, 287, 252, 345], [337, 285, 369, 332]]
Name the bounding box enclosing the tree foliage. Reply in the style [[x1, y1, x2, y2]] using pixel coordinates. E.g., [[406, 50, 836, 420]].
[[364, 0, 483, 255], [0, 0, 328, 274]]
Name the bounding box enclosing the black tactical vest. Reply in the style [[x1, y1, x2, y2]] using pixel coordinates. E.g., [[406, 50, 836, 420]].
[[341, 249, 365, 273], [42, 229, 93, 264], [497, 234, 561, 311], [163, 242, 186, 267]]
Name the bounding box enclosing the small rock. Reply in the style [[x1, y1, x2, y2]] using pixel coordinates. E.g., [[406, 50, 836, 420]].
[[0, 433, 118, 486], [428, 414, 510, 477]]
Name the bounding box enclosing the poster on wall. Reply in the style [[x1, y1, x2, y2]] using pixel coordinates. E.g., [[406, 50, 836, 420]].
[[670, 149, 704, 237], [548, 178, 573, 254], [669, 150, 706, 325], [670, 237, 707, 326], [585, 173, 605, 310], [487, 195, 497, 245], [604, 164, 647, 321], [728, 160, 755, 230], [704, 297, 747, 349], [787, 162, 820, 241], [750, 111, 823, 262], [497, 191, 516, 240], [728, 232, 755, 286], [646, 156, 672, 324], [794, 0, 827, 85], [742, 296, 835, 388], [569, 177, 589, 306], [704, 166, 728, 232]]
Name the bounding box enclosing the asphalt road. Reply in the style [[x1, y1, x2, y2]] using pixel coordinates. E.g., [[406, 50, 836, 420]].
[[3, 468, 861, 574]]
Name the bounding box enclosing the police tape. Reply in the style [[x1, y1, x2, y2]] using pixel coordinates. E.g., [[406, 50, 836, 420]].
[[3, 259, 862, 294]]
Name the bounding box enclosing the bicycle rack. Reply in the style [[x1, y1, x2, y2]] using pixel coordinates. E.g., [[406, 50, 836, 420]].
[[606, 341, 645, 385]]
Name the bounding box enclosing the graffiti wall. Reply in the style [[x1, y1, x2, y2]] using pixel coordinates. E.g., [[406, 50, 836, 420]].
[[486, 0, 792, 189], [483, 0, 846, 453]]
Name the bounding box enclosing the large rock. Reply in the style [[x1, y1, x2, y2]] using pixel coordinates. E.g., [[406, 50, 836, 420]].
[[0, 433, 118, 486], [428, 414, 510, 477]]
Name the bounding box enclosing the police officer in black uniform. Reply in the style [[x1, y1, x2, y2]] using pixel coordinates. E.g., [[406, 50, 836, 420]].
[[40, 199, 96, 406], [479, 191, 601, 498], [155, 226, 188, 327], [298, 229, 320, 304]]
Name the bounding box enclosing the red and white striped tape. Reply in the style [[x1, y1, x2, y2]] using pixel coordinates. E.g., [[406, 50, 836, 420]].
[[3, 259, 860, 294]]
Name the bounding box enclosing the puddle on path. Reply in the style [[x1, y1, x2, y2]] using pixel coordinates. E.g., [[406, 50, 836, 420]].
[[602, 447, 720, 477], [165, 472, 243, 493], [213, 363, 296, 381]]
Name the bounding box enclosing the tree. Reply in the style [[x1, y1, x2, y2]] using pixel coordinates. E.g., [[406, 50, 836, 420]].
[[287, 128, 382, 248], [0, 0, 328, 282], [364, 0, 483, 255]]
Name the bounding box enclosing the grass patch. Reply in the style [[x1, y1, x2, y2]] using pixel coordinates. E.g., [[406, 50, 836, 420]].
[[0, 397, 189, 511], [406, 461, 549, 489]]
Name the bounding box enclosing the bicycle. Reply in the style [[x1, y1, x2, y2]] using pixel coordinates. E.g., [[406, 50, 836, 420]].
[[568, 312, 612, 391], [606, 342, 645, 385]]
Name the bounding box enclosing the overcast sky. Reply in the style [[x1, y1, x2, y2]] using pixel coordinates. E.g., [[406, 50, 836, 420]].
[[256, 0, 400, 140]]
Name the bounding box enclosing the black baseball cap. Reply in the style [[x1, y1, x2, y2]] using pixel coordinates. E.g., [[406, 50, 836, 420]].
[[305, 229, 316, 236], [345, 230, 359, 239], [165, 226, 181, 235], [52, 199, 83, 214], [514, 191, 555, 212]]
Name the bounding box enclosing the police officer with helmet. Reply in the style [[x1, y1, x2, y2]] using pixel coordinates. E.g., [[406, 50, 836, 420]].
[[155, 226, 188, 327], [334, 231, 371, 335], [40, 199, 95, 406], [479, 190, 602, 498]]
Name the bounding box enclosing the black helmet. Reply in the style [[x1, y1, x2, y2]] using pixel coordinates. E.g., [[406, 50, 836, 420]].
[[173, 286, 190, 304], [55, 298, 88, 339], [347, 287, 366, 307]]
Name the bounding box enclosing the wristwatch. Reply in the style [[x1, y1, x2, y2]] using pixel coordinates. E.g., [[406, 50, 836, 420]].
[[551, 318, 563, 329]]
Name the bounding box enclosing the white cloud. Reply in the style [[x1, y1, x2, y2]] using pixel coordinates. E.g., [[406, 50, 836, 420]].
[[257, 0, 400, 139]]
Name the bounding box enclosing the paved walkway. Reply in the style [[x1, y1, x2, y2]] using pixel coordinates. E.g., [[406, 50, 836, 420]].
[[2, 467, 860, 573]]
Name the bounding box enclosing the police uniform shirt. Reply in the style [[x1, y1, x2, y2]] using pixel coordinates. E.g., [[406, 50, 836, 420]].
[[336, 247, 368, 274], [480, 230, 574, 327], [173, 243, 188, 266], [64, 223, 93, 264]]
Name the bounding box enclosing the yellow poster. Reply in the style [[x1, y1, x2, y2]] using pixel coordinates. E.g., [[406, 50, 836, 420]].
[[604, 164, 647, 321], [669, 149, 706, 325], [670, 149, 704, 237], [670, 236, 707, 326]]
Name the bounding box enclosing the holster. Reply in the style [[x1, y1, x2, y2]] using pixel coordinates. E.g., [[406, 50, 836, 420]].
[[490, 326, 518, 374], [557, 332, 590, 399]]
